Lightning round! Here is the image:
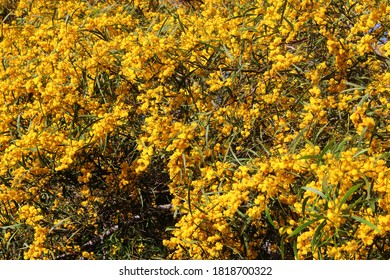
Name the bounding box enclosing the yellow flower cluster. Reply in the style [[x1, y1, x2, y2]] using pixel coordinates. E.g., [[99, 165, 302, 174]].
[[17, 205, 49, 259]]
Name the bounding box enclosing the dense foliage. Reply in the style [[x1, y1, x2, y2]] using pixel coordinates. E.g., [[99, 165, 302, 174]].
[[0, 0, 389, 260]]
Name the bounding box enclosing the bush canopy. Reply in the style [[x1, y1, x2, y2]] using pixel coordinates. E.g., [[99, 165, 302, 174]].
[[0, 0, 389, 260]]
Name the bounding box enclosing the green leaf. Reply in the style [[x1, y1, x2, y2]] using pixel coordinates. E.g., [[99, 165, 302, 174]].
[[342, 81, 366, 92], [321, 175, 328, 192], [298, 155, 321, 160], [181, 153, 187, 173], [279, 0, 288, 25], [357, 93, 370, 107], [229, 145, 244, 166], [49, 218, 71, 234], [293, 239, 298, 260], [222, 44, 234, 62], [187, 184, 192, 216], [289, 127, 308, 154], [362, 175, 372, 200], [284, 15, 295, 30], [223, 131, 237, 162], [376, 152, 390, 162], [256, 139, 271, 156], [353, 148, 369, 158], [265, 205, 275, 228], [334, 138, 347, 153], [339, 182, 364, 209], [302, 186, 327, 200], [301, 196, 311, 217], [173, 13, 186, 33], [205, 124, 209, 150], [311, 219, 327, 252], [16, 113, 22, 137], [280, 237, 285, 259], [350, 215, 381, 234], [313, 123, 330, 143], [288, 217, 321, 237], [0, 223, 23, 230]]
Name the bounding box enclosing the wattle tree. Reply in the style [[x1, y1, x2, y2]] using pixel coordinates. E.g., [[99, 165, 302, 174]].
[[0, 0, 389, 260]]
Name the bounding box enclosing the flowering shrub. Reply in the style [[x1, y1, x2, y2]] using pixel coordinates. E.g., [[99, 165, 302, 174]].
[[0, 0, 389, 259]]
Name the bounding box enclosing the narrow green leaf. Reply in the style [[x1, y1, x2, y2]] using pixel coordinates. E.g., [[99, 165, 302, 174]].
[[376, 152, 390, 162], [0, 223, 23, 230], [359, 126, 369, 143], [321, 175, 328, 189], [334, 139, 347, 153], [205, 124, 209, 150], [362, 175, 372, 200], [339, 182, 364, 209], [302, 186, 327, 200], [288, 127, 308, 153], [36, 146, 48, 167], [280, 237, 285, 259], [223, 132, 237, 162], [16, 113, 22, 137], [351, 215, 381, 233], [49, 218, 70, 234], [301, 196, 310, 217], [265, 205, 275, 228], [157, 16, 169, 36], [192, 141, 205, 164], [187, 184, 192, 216], [311, 220, 326, 251], [257, 139, 271, 156], [319, 138, 335, 158], [293, 239, 298, 259], [313, 123, 329, 143], [182, 153, 187, 173], [358, 93, 370, 107], [229, 145, 243, 166], [353, 148, 369, 158], [288, 217, 321, 237], [283, 16, 295, 31], [174, 14, 186, 33], [298, 155, 320, 160], [279, 0, 288, 25], [343, 81, 366, 91], [245, 147, 260, 158]]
